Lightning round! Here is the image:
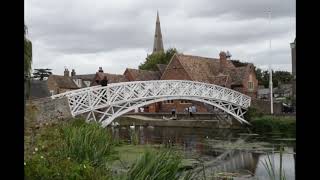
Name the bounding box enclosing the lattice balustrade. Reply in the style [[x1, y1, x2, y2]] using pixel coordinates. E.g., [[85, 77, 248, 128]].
[[52, 80, 251, 127]]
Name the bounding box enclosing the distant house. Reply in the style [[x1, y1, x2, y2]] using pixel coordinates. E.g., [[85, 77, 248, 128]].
[[70, 69, 95, 88], [91, 67, 129, 86], [124, 68, 161, 81], [29, 79, 51, 99], [47, 68, 79, 95], [161, 52, 258, 97], [155, 52, 258, 113], [155, 64, 167, 76], [274, 84, 293, 99], [258, 88, 274, 100], [257, 84, 292, 101]]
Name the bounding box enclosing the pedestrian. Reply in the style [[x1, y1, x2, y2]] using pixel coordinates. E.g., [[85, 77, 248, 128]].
[[189, 106, 193, 117], [171, 108, 176, 116], [100, 76, 108, 86]]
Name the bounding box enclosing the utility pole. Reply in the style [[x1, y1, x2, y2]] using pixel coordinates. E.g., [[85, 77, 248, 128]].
[[268, 10, 273, 114]]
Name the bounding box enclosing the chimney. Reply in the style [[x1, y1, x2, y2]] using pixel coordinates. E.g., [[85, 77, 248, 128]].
[[71, 69, 76, 76], [98, 67, 103, 73], [219, 51, 227, 72], [64, 68, 69, 77]]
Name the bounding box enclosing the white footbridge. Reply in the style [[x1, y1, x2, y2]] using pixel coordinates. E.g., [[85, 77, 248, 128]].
[[51, 80, 251, 127]]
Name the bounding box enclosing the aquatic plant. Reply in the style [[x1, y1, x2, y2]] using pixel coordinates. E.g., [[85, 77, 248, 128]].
[[125, 150, 192, 180], [261, 147, 286, 180]]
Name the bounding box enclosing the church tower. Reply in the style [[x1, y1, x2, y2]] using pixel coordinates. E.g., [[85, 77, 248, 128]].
[[153, 11, 164, 54]]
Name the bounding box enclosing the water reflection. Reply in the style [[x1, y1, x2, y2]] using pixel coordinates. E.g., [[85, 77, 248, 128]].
[[108, 126, 295, 180]]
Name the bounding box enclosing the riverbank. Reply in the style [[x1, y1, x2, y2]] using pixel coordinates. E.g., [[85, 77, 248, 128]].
[[250, 115, 296, 137], [114, 115, 243, 129]]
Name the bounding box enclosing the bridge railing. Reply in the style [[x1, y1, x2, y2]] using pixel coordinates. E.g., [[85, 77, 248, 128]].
[[51, 80, 251, 109]]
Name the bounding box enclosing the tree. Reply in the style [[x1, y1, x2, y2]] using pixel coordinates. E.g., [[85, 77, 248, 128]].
[[230, 60, 249, 67], [139, 48, 178, 70], [255, 68, 294, 88], [33, 68, 53, 80], [25, 25, 32, 115]]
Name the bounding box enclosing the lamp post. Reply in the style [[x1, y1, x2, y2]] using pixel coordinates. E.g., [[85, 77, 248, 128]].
[[268, 10, 273, 114]]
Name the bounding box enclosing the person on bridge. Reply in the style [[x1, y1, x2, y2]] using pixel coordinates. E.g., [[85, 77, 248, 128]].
[[100, 76, 108, 86], [188, 106, 193, 117]]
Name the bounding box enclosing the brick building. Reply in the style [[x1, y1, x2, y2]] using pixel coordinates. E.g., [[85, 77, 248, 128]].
[[155, 52, 258, 113], [119, 52, 258, 113]]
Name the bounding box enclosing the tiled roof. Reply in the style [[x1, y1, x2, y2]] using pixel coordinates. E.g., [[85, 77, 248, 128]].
[[126, 68, 161, 81], [95, 72, 129, 84], [71, 74, 95, 81], [49, 75, 79, 89], [174, 54, 248, 86], [156, 64, 167, 75]]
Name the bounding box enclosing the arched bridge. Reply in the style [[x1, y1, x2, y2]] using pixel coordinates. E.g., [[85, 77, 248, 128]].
[[51, 80, 251, 127]]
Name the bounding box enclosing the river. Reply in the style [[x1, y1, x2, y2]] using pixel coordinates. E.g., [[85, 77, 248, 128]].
[[108, 125, 295, 180]]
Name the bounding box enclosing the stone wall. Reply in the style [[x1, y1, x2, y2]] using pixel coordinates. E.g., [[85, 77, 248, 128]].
[[25, 97, 72, 125], [251, 99, 282, 114]]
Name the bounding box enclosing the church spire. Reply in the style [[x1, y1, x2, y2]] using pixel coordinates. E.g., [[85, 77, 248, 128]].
[[153, 11, 164, 54]]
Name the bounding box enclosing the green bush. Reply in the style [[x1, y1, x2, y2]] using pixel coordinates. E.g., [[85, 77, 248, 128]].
[[251, 116, 296, 137], [24, 154, 111, 180], [25, 118, 115, 179], [244, 107, 263, 121]]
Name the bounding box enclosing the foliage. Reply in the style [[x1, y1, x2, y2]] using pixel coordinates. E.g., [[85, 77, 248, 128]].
[[244, 107, 263, 121], [251, 116, 296, 137], [24, 118, 114, 179], [255, 68, 294, 88], [125, 150, 189, 180], [25, 118, 199, 179], [24, 25, 32, 101], [230, 60, 249, 67], [32, 68, 53, 80], [139, 48, 178, 71], [25, 154, 111, 180]]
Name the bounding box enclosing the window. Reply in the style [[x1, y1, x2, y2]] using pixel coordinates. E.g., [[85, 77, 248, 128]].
[[163, 100, 174, 104], [248, 82, 254, 90], [84, 81, 91, 87], [180, 100, 191, 104]]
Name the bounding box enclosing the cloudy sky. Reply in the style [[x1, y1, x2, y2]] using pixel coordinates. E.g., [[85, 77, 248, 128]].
[[25, 0, 295, 75]]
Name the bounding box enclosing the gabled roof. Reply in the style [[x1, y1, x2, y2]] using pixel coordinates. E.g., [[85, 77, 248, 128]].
[[166, 53, 254, 87], [174, 54, 235, 83], [156, 64, 167, 75], [125, 68, 161, 81], [71, 74, 95, 81], [49, 75, 79, 89]]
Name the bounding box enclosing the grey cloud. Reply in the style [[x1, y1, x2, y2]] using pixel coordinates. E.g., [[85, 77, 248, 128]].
[[25, 0, 295, 74]]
